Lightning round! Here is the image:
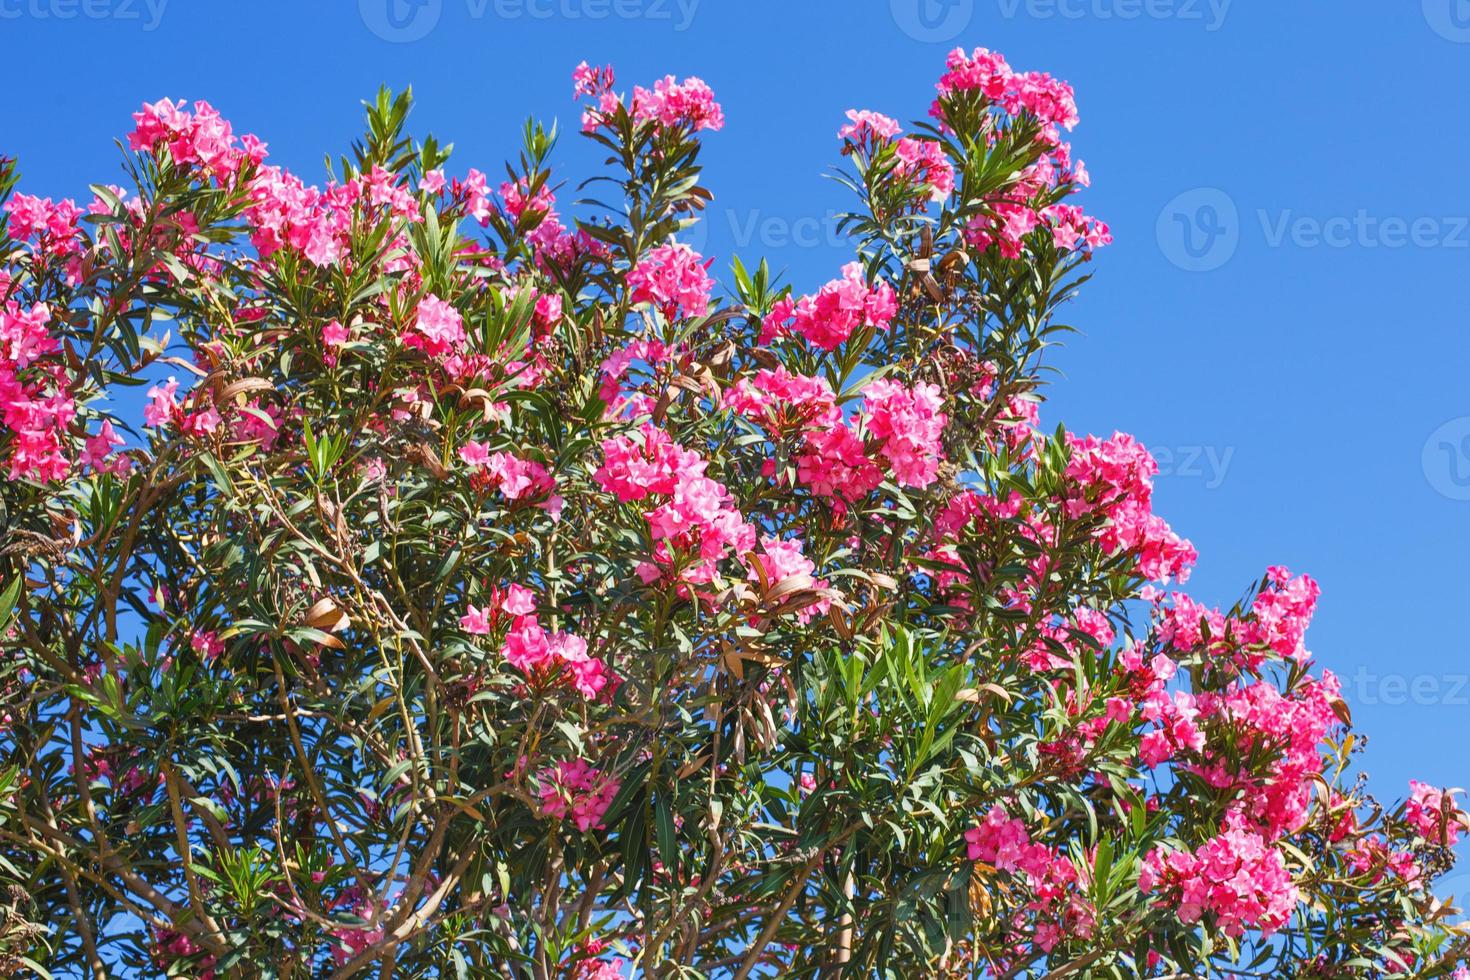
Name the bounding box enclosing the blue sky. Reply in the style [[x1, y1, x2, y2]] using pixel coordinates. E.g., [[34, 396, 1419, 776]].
[[4, 0, 1469, 848]]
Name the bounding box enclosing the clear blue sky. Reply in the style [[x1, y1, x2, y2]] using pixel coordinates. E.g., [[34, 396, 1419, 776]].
[[4, 0, 1468, 861]]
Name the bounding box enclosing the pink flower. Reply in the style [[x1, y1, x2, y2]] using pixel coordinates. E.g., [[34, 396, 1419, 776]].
[[893, 137, 955, 202], [502, 616, 553, 672], [484, 452, 552, 501], [189, 630, 225, 663], [459, 440, 492, 468], [626, 243, 713, 321], [0, 301, 57, 369], [1406, 781, 1464, 845], [862, 379, 947, 489], [838, 109, 902, 146], [406, 294, 465, 358], [572, 61, 615, 99], [760, 263, 897, 351], [80, 421, 126, 472], [631, 75, 724, 132], [501, 584, 537, 617], [1140, 823, 1299, 938], [537, 759, 620, 832], [144, 378, 180, 428], [460, 605, 493, 636]]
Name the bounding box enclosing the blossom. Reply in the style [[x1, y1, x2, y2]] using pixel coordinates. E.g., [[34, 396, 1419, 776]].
[[1140, 823, 1300, 938], [460, 605, 493, 636], [626, 243, 713, 321], [838, 109, 902, 147], [1406, 781, 1464, 845], [965, 805, 1049, 876], [537, 759, 620, 832], [80, 421, 126, 472], [1, 301, 58, 369], [894, 137, 955, 202], [406, 294, 465, 358], [760, 262, 897, 350], [1066, 433, 1196, 583], [862, 379, 947, 489], [572, 61, 615, 99], [485, 449, 552, 499], [631, 75, 724, 132], [501, 583, 537, 617], [144, 378, 181, 428]]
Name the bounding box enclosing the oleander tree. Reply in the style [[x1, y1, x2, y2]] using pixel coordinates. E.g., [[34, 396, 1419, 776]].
[[0, 49, 1467, 979]]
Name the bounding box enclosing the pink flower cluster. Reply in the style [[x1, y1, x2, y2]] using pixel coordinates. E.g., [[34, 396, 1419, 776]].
[[724, 366, 841, 431], [244, 160, 419, 271], [838, 109, 902, 147], [862, 379, 947, 489], [1065, 433, 1196, 583], [462, 585, 614, 700], [934, 47, 1079, 132], [964, 806, 1095, 952], [5, 193, 84, 265], [1405, 781, 1464, 845], [965, 804, 1037, 872], [726, 367, 943, 503], [1239, 564, 1320, 664], [1, 300, 74, 481], [129, 98, 268, 183], [1200, 673, 1344, 839], [572, 61, 615, 99], [893, 137, 956, 202], [760, 262, 897, 350], [1140, 823, 1300, 938], [459, 443, 554, 501], [538, 759, 620, 832], [632, 75, 725, 132], [836, 111, 954, 203], [747, 535, 831, 622], [244, 165, 352, 267], [924, 49, 1107, 259], [797, 425, 883, 502], [151, 929, 217, 979], [143, 377, 221, 437], [627, 243, 714, 321], [595, 425, 756, 585], [598, 338, 672, 417], [504, 620, 613, 700], [407, 294, 466, 358]]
